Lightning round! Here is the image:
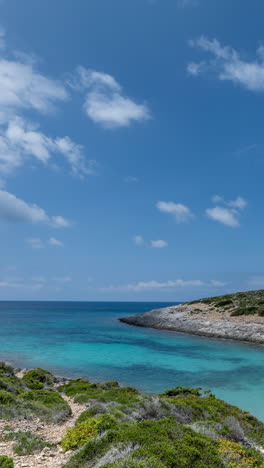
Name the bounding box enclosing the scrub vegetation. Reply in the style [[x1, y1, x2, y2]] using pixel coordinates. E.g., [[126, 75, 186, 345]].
[[189, 289, 264, 316], [0, 362, 264, 467]]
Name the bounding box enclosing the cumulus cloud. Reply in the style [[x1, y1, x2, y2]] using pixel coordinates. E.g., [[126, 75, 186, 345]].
[[133, 235, 144, 246], [0, 57, 67, 122], [206, 206, 240, 228], [188, 37, 264, 92], [0, 116, 92, 177], [0, 190, 70, 227], [48, 237, 64, 247], [74, 67, 150, 128], [206, 195, 247, 227], [156, 201, 194, 223], [0, 36, 93, 178], [150, 240, 168, 248]]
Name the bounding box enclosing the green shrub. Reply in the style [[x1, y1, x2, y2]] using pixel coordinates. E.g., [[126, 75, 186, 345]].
[[22, 368, 54, 390], [161, 387, 202, 397], [216, 299, 233, 307], [64, 419, 224, 468], [58, 379, 91, 396], [62, 414, 118, 452], [76, 405, 107, 424], [18, 389, 72, 423], [0, 390, 16, 405], [0, 363, 15, 379], [62, 417, 100, 451], [0, 456, 14, 468], [231, 307, 258, 316], [3, 430, 51, 455]]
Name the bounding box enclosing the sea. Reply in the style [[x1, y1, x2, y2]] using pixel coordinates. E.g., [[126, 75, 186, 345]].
[[0, 301, 263, 419]]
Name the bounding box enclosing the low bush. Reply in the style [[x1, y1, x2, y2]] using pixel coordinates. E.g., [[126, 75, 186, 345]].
[[0, 456, 14, 468], [62, 414, 117, 451], [0, 390, 16, 405], [3, 430, 51, 455], [22, 368, 55, 390], [63, 419, 224, 468], [161, 387, 202, 397], [59, 379, 140, 406]]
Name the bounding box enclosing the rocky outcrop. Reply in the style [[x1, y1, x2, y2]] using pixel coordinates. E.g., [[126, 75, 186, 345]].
[[119, 304, 264, 344]]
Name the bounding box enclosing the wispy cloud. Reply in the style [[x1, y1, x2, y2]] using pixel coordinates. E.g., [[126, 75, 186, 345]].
[[52, 276, 72, 283], [150, 240, 168, 248], [206, 196, 247, 227], [0, 189, 70, 227], [188, 37, 264, 92], [157, 201, 194, 223], [101, 278, 226, 292], [74, 67, 150, 128], [48, 237, 64, 247], [27, 238, 45, 249], [133, 235, 144, 246]]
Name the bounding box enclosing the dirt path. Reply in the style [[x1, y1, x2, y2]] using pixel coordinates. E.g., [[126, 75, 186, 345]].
[[0, 395, 87, 468]]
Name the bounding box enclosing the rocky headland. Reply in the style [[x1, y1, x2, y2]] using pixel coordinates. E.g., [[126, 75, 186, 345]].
[[120, 289, 264, 345]]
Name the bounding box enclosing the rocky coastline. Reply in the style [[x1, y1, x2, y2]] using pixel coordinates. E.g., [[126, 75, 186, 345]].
[[119, 299, 264, 345]]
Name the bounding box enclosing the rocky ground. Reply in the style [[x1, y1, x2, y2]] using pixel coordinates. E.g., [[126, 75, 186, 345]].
[[120, 293, 264, 344], [0, 369, 87, 468]]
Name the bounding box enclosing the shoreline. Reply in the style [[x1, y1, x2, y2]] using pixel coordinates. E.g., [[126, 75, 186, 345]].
[[119, 303, 264, 345]]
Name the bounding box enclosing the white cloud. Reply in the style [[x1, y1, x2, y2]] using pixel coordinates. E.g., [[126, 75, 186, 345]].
[[75, 67, 150, 128], [228, 196, 247, 210], [150, 240, 168, 248], [157, 201, 194, 223], [210, 280, 226, 287], [0, 37, 93, 178], [55, 136, 95, 177], [0, 189, 70, 227], [48, 237, 64, 247], [0, 57, 67, 121], [101, 279, 205, 292], [27, 237, 45, 249], [206, 206, 240, 228], [133, 235, 144, 246], [0, 117, 92, 177], [188, 37, 264, 92], [0, 279, 43, 290], [206, 195, 247, 227]]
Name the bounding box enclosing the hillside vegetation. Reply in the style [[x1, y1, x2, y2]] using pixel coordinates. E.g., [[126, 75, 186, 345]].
[[0, 363, 264, 466], [189, 289, 264, 316]]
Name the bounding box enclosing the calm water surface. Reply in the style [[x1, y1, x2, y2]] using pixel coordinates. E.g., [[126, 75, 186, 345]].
[[0, 301, 264, 419]]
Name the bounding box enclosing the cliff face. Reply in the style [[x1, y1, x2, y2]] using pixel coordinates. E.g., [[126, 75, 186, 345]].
[[120, 290, 264, 344]]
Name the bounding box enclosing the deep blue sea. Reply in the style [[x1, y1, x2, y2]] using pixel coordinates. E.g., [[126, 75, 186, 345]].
[[0, 301, 264, 419]]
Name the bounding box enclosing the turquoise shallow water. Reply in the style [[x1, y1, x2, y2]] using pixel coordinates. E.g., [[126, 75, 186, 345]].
[[0, 301, 264, 420]]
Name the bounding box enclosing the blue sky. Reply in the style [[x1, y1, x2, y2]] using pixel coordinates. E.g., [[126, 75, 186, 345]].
[[0, 0, 264, 301]]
